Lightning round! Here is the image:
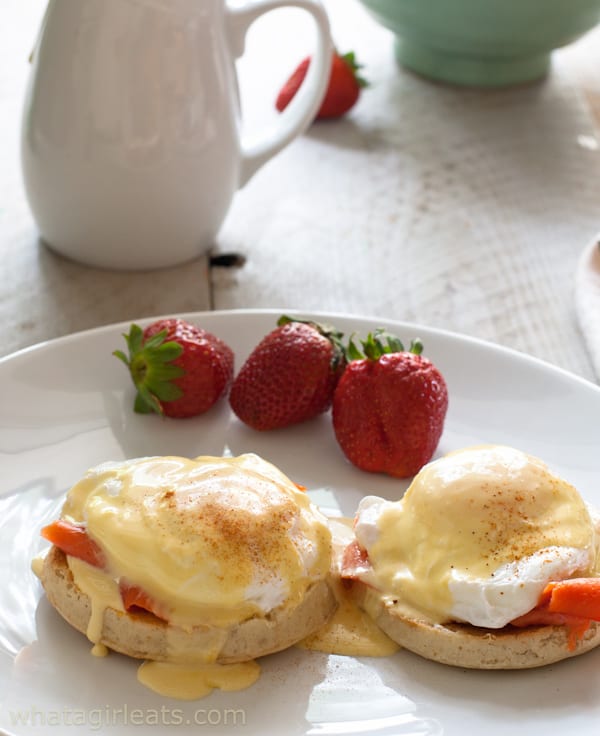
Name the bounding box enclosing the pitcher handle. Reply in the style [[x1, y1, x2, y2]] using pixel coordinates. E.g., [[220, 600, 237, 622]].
[[226, 0, 332, 187]]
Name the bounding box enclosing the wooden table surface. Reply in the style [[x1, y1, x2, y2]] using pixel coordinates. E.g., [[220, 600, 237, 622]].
[[2, 0, 600, 384]]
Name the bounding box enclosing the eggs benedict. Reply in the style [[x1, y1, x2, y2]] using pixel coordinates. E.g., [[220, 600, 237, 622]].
[[37, 454, 335, 696], [342, 445, 600, 668]]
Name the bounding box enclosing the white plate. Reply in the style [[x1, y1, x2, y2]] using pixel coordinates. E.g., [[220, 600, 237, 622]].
[[575, 235, 600, 380], [2, 309, 600, 736]]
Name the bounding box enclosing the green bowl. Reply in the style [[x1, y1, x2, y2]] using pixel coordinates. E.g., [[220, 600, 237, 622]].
[[358, 0, 600, 86]]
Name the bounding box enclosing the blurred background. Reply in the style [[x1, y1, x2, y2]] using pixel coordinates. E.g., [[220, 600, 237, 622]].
[[1, 0, 600, 380]]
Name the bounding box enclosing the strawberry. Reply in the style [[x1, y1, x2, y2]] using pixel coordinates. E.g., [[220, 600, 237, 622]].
[[276, 51, 367, 120], [113, 318, 234, 418], [332, 330, 448, 478], [229, 315, 346, 430]]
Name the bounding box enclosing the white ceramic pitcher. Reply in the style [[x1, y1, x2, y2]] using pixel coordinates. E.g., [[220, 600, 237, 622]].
[[21, 0, 332, 270]]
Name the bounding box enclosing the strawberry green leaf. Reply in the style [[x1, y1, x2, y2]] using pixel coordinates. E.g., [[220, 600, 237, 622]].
[[384, 333, 405, 353], [125, 324, 144, 355], [154, 343, 183, 362], [142, 329, 170, 350], [346, 335, 363, 361], [134, 390, 156, 414], [362, 332, 381, 360], [409, 338, 424, 355], [146, 373, 183, 401], [137, 383, 165, 414], [112, 349, 129, 367]]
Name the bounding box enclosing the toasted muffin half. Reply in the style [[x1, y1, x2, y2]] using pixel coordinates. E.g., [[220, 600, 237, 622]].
[[350, 580, 600, 669], [41, 546, 337, 664]]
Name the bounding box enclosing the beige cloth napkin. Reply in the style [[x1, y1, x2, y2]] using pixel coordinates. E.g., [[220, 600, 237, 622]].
[[575, 236, 600, 381]]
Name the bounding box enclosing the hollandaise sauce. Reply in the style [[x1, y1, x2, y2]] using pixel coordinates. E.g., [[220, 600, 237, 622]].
[[298, 579, 399, 657], [137, 661, 261, 700], [299, 518, 399, 657], [67, 556, 124, 657], [31, 555, 45, 579], [66, 552, 261, 698]]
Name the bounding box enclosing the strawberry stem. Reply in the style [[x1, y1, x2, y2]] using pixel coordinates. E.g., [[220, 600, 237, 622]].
[[344, 329, 423, 362], [341, 51, 369, 88], [113, 324, 185, 415]]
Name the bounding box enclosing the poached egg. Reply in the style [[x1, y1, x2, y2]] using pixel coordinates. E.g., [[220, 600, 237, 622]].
[[60, 453, 332, 628], [353, 445, 598, 628]]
